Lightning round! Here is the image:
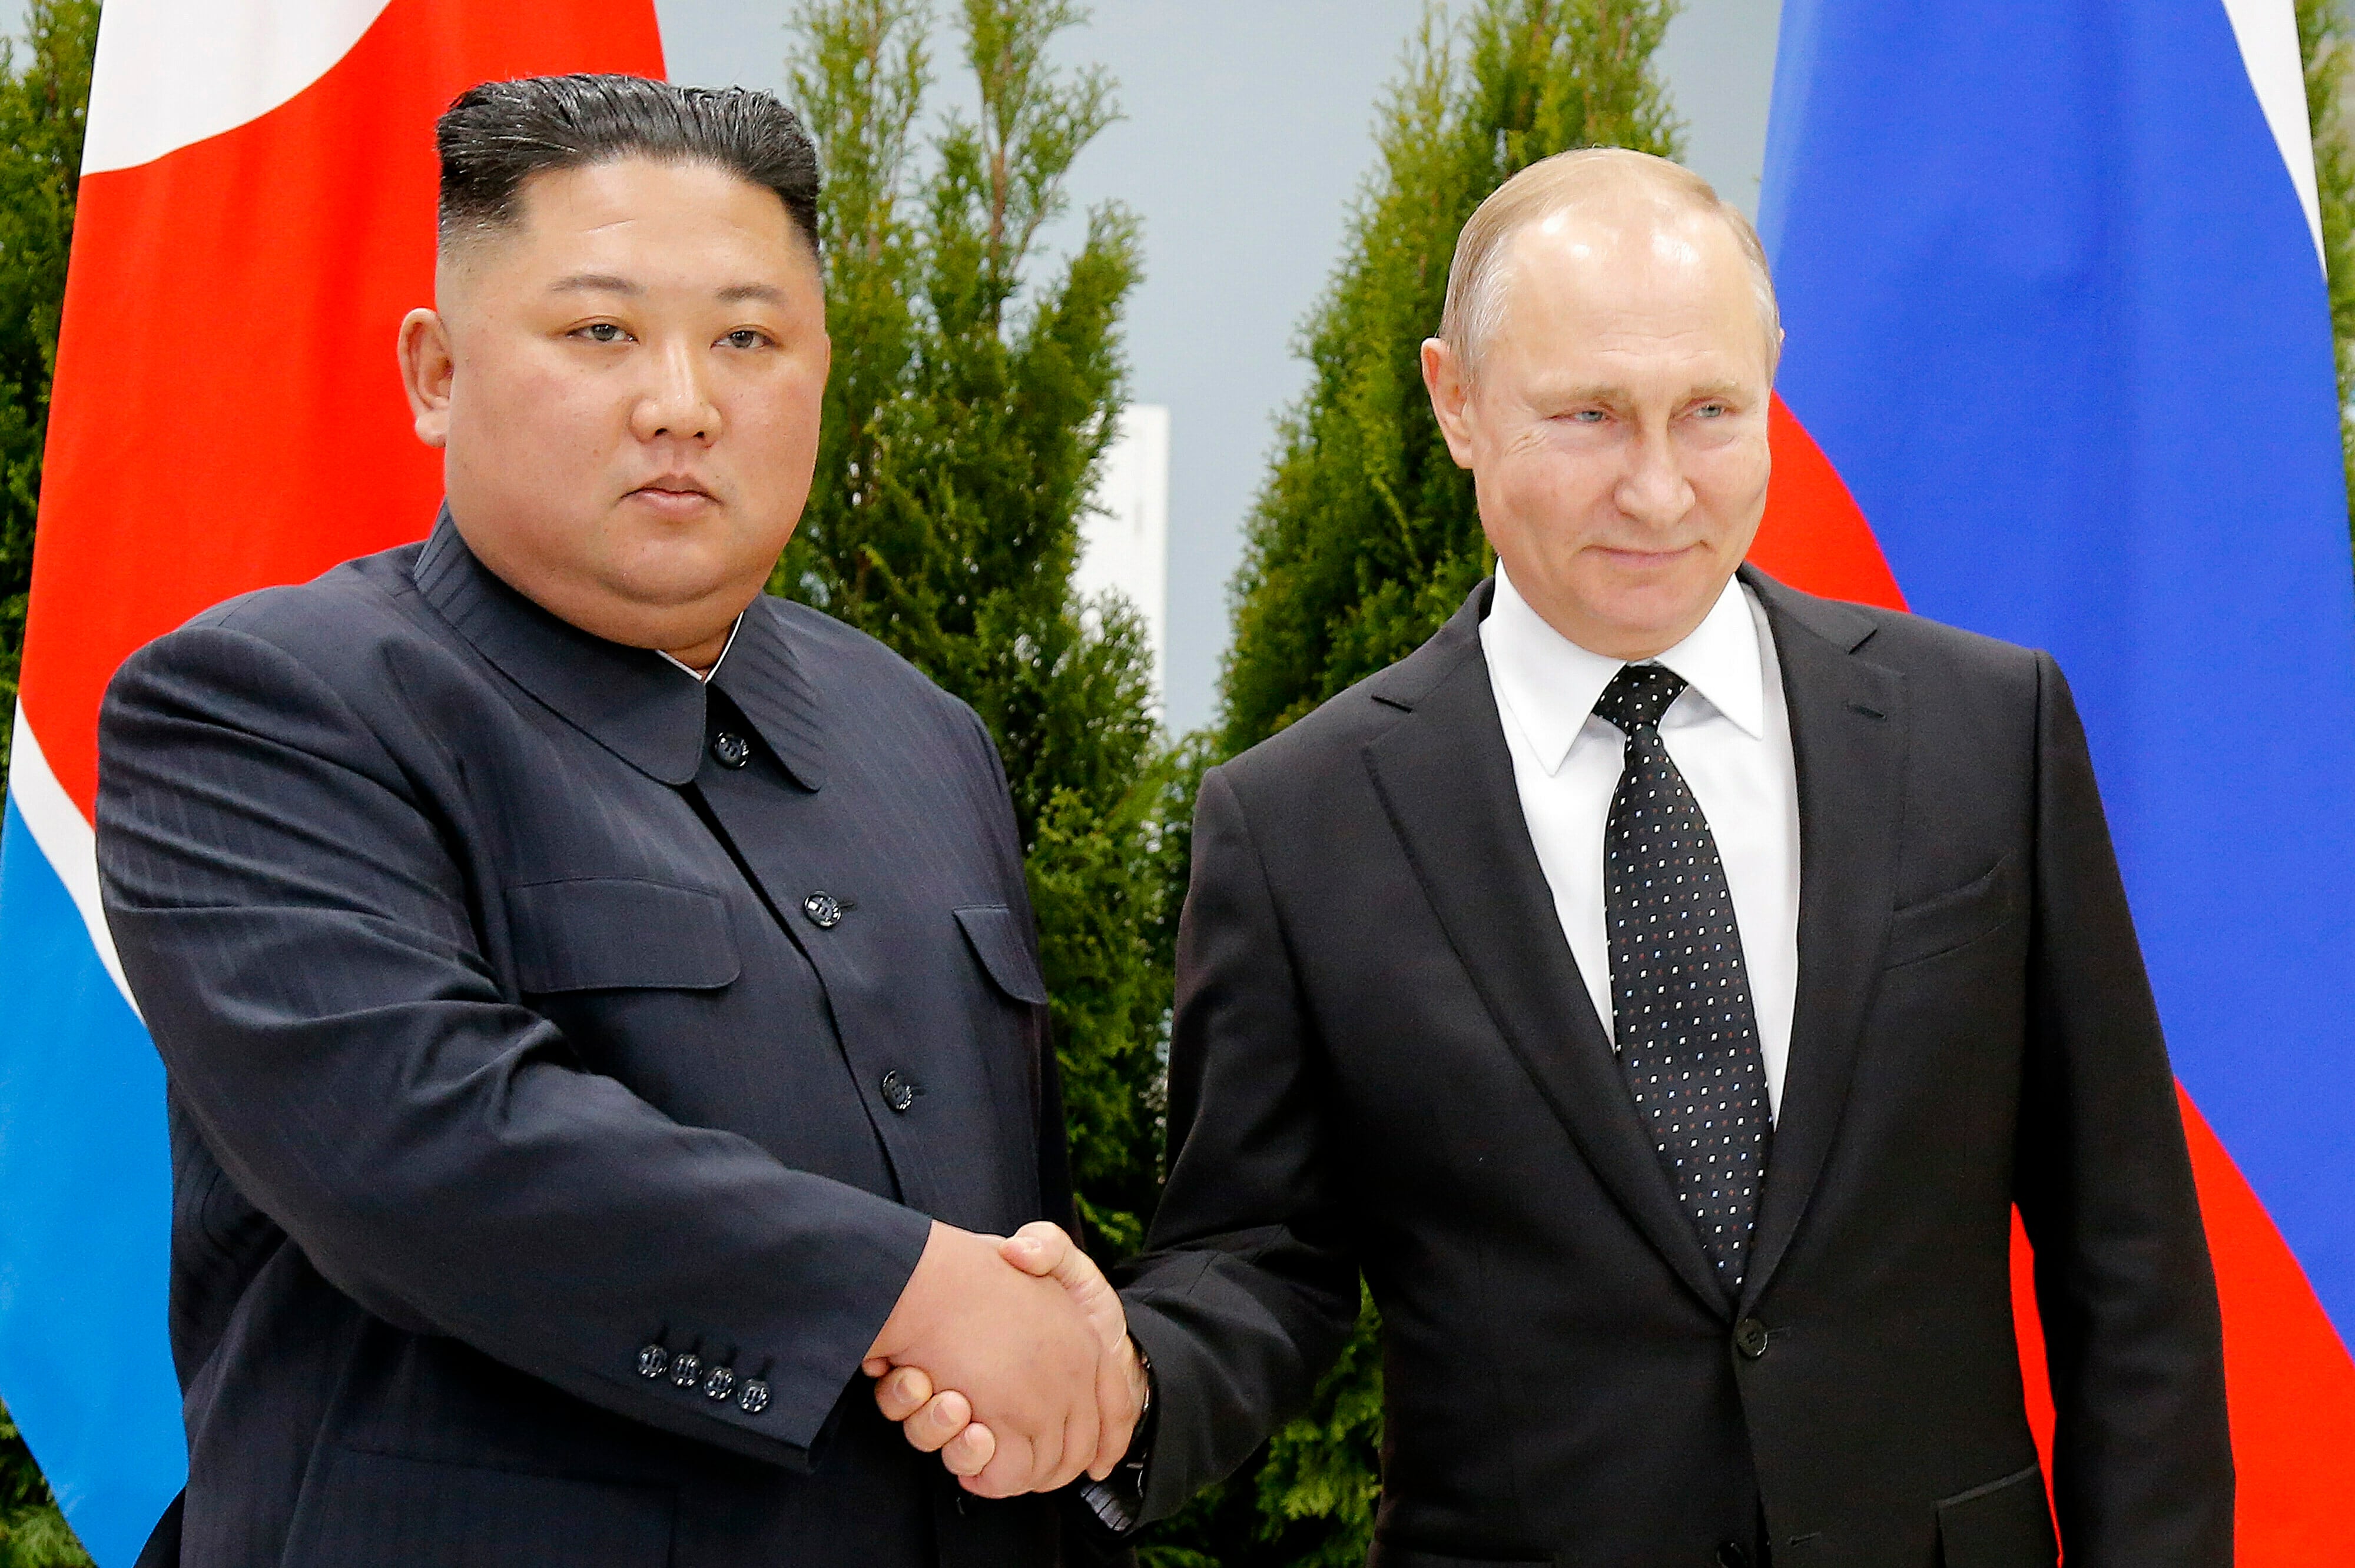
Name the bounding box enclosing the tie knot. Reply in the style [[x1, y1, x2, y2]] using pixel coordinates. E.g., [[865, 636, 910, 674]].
[[1594, 663, 1688, 736]]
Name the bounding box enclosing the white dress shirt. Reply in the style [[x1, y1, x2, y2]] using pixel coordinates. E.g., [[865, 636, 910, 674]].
[[657, 614, 744, 683], [1480, 564, 1802, 1119]]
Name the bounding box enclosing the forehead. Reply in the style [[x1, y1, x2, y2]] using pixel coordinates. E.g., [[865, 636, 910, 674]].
[[1488, 200, 1766, 370], [464, 156, 810, 279]]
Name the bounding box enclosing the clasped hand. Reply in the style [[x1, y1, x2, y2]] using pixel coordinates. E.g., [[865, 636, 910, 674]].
[[861, 1220, 1144, 1497]]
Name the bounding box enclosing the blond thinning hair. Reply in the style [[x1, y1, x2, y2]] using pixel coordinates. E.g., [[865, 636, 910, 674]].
[[1439, 147, 1780, 377]]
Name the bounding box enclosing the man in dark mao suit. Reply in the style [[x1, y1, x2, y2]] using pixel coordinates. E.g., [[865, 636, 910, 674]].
[[95, 75, 1139, 1568], [885, 150, 2234, 1564]]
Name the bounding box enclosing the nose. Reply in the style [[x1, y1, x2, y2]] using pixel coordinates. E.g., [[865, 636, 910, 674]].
[[1615, 425, 1694, 530], [630, 337, 720, 445]]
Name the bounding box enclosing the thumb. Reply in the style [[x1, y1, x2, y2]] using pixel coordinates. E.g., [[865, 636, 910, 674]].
[[999, 1220, 1077, 1280], [1001, 1221, 1126, 1353]]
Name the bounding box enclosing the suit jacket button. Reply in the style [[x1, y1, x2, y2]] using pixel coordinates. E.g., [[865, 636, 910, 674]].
[[803, 891, 844, 928], [1733, 1318, 1770, 1360], [635, 1343, 668, 1380], [670, 1351, 702, 1389], [702, 1365, 737, 1402], [711, 730, 752, 769], [1716, 1544, 1750, 1568], [739, 1379, 771, 1415], [881, 1069, 917, 1112]]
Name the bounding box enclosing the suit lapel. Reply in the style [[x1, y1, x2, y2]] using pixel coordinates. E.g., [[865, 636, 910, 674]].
[[1737, 569, 1909, 1310], [1363, 589, 1729, 1313]]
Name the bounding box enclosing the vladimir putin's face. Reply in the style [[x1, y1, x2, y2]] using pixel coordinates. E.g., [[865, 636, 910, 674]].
[[398, 157, 830, 667], [1422, 194, 1775, 661]]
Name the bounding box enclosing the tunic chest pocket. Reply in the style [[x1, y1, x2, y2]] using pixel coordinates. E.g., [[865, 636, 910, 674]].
[[954, 904, 1050, 1005], [506, 877, 741, 993]]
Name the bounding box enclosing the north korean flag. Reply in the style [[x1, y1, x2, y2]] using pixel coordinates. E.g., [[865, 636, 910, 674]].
[[0, 4, 665, 1561]]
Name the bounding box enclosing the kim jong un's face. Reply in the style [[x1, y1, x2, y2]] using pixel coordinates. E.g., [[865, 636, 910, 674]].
[[397, 156, 830, 669]]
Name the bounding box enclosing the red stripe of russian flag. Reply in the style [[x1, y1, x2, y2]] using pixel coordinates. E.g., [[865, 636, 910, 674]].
[[1759, 397, 2355, 1560]]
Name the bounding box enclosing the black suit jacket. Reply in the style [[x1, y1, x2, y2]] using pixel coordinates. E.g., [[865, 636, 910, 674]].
[[1117, 570, 2231, 1568], [97, 516, 1081, 1567]]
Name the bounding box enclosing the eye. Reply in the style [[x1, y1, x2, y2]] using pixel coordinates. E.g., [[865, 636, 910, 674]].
[[576, 322, 629, 344], [1693, 400, 1732, 418], [1564, 408, 1608, 424], [721, 328, 771, 350]]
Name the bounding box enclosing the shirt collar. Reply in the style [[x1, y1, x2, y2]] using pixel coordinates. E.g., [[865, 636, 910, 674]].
[[659, 615, 743, 683], [1482, 562, 1767, 775], [410, 508, 825, 790]]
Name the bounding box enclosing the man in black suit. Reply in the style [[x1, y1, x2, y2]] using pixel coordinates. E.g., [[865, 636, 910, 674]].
[[95, 75, 1139, 1567], [895, 148, 2234, 1563]]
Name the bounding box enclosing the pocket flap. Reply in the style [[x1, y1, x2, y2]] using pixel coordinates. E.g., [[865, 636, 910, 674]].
[[955, 904, 1049, 1005], [1935, 1462, 2057, 1568], [507, 878, 738, 993], [1886, 855, 2018, 968]]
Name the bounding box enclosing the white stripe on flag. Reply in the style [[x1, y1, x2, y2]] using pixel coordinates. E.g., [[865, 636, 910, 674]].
[[2219, 0, 2326, 270], [83, 0, 393, 175], [5, 708, 141, 1021]]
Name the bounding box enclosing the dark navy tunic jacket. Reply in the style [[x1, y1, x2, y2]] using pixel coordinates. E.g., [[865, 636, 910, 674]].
[[96, 514, 1076, 1567]]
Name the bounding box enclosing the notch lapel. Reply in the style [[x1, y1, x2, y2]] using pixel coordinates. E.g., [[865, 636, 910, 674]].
[[1737, 570, 1908, 1311], [1363, 590, 1727, 1313]]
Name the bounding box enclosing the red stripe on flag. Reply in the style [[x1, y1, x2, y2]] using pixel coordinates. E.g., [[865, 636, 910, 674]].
[[21, 0, 665, 821], [1767, 400, 2355, 1562], [1752, 394, 1907, 612]]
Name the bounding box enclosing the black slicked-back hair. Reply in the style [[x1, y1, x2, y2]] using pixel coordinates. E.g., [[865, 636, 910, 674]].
[[436, 74, 820, 255]]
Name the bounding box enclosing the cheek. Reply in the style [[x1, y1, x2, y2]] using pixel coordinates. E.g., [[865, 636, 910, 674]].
[[726, 363, 827, 485]]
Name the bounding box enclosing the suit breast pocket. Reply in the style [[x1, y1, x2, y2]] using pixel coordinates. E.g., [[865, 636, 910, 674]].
[[505, 876, 739, 993], [954, 903, 1050, 1005], [1885, 856, 2019, 971]]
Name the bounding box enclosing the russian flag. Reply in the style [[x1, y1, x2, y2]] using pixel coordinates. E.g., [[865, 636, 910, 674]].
[[0, 3, 664, 1560], [1753, 0, 2355, 1556]]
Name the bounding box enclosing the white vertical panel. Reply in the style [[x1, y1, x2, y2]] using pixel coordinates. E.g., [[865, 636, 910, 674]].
[[1077, 404, 1172, 709]]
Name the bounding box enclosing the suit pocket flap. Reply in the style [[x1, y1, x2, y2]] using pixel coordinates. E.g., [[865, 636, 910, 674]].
[[287, 1447, 674, 1567], [1886, 855, 2018, 969], [1935, 1463, 2057, 1568], [955, 904, 1049, 1004], [507, 878, 738, 993]]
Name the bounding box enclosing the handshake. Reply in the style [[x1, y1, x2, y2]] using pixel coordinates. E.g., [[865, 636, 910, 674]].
[[861, 1219, 1146, 1498]]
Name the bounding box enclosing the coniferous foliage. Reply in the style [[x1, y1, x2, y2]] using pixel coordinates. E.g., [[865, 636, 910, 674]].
[[1217, 0, 1680, 765], [0, 0, 97, 776], [778, 0, 1173, 1255], [2295, 0, 2355, 542], [1171, 5, 1681, 1563]]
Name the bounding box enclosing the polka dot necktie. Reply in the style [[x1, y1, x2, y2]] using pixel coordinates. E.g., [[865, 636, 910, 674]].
[[1594, 663, 1772, 1298]]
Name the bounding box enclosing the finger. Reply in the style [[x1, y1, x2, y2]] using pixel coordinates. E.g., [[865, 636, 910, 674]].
[[861, 1356, 890, 1379], [963, 1431, 1034, 1499], [874, 1364, 934, 1424], [997, 1220, 1070, 1277], [903, 1388, 973, 1454], [1087, 1353, 1136, 1480], [1043, 1379, 1102, 1493], [940, 1418, 995, 1477]]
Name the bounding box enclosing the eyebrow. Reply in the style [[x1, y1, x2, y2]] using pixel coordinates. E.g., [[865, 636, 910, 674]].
[[1532, 378, 1753, 407], [545, 274, 788, 307], [549, 273, 641, 297]]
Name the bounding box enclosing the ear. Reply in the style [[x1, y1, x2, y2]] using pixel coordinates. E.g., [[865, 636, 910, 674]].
[[397, 308, 456, 450], [1420, 336, 1479, 469]]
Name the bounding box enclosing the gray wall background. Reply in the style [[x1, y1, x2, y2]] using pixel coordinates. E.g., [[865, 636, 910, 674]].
[[658, 0, 1783, 732], [11, 0, 1783, 732]]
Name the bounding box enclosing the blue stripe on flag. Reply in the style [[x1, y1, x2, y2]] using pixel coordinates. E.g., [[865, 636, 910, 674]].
[[1762, 1, 2355, 1337], [0, 794, 184, 1565]]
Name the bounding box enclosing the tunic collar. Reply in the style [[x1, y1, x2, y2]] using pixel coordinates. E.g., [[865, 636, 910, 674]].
[[410, 507, 825, 790]]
